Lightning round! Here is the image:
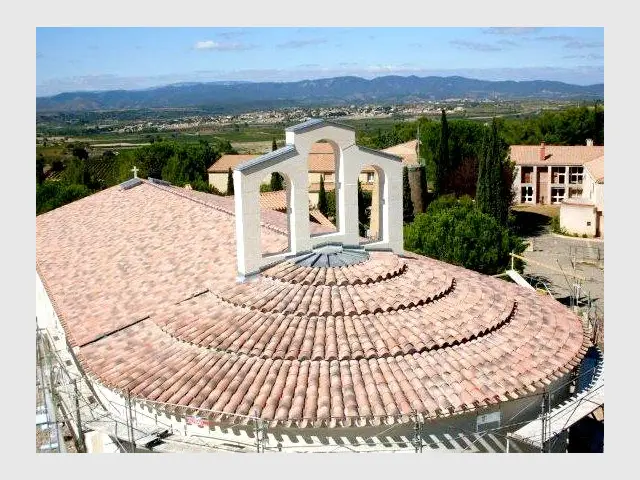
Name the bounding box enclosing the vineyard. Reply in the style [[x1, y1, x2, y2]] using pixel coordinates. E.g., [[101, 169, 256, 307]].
[[85, 154, 124, 187]]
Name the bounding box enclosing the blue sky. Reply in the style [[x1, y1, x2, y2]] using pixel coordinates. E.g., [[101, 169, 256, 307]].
[[36, 27, 604, 97]]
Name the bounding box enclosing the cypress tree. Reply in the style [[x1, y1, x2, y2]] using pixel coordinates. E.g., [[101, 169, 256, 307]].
[[419, 164, 429, 213], [226, 167, 234, 196], [270, 172, 284, 191], [476, 129, 489, 214], [435, 109, 449, 196], [403, 166, 414, 223], [477, 118, 509, 226], [36, 153, 45, 185], [317, 174, 328, 216]]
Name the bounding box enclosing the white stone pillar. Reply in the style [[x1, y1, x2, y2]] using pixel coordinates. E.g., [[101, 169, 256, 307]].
[[234, 171, 261, 277], [386, 173, 404, 253], [289, 169, 311, 254], [532, 166, 537, 204]]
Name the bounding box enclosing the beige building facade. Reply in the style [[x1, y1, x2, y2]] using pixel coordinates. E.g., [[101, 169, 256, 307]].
[[511, 142, 604, 206], [560, 154, 604, 238]]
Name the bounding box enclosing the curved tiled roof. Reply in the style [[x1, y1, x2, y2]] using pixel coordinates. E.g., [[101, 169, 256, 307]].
[[36, 180, 589, 429]]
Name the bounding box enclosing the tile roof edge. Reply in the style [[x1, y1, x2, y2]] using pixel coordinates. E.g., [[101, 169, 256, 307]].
[[285, 118, 355, 133], [142, 179, 290, 237], [35, 262, 78, 348], [356, 145, 403, 162], [234, 145, 297, 173]]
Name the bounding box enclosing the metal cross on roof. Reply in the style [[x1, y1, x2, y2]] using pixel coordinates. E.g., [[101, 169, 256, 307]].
[[131, 166, 139, 178]]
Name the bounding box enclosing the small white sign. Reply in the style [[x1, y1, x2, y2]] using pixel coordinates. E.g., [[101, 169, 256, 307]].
[[477, 411, 501, 431]]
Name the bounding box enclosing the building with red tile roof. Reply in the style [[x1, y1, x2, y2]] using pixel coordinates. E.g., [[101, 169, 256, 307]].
[[559, 154, 605, 238], [36, 120, 593, 453], [511, 142, 604, 205]]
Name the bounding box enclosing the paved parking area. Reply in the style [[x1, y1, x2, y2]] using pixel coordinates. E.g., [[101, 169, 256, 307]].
[[520, 233, 604, 315]]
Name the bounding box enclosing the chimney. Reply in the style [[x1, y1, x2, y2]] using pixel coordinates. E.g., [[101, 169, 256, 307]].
[[539, 142, 546, 161], [586, 138, 594, 146]]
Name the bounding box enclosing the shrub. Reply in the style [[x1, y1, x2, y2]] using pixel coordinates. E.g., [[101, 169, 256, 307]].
[[404, 196, 524, 275]]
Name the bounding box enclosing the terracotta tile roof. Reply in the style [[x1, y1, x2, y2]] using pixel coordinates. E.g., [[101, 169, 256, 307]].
[[382, 140, 419, 167], [207, 154, 259, 173], [258, 190, 288, 211], [36, 181, 588, 428], [584, 155, 604, 183], [308, 210, 335, 229], [307, 142, 336, 173], [253, 190, 335, 230], [208, 143, 339, 174], [510, 145, 604, 167]]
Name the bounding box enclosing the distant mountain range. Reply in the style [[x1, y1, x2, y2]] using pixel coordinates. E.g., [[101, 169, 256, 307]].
[[36, 75, 604, 112]]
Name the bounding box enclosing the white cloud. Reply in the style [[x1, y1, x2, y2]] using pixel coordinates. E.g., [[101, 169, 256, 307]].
[[277, 38, 327, 48], [483, 27, 542, 36], [450, 40, 502, 52], [193, 40, 254, 51]]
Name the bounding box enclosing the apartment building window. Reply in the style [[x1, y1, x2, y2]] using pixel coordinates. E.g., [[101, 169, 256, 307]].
[[551, 167, 565, 184], [521, 186, 533, 203], [551, 187, 566, 204], [569, 167, 583, 184], [568, 187, 582, 198], [521, 166, 533, 184]]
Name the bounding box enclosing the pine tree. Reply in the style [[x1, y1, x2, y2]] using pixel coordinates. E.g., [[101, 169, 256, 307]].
[[226, 167, 234, 196], [435, 109, 449, 197], [317, 174, 328, 216], [403, 166, 414, 223]]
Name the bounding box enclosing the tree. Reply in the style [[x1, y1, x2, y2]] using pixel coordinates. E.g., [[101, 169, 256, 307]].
[[272, 138, 278, 151], [317, 174, 328, 216], [133, 142, 175, 179], [64, 155, 90, 186], [403, 166, 414, 223], [418, 164, 429, 213], [593, 101, 604, 145], [357, 180, 371, 237], [270, 172, 284, 191], [36, 154, 45, 185], [161, 142, 212, 186], [435, 109, 450, 196], [476, 118, 511, 226], [36, 182, 91, 215], [70, 144, 89, 161], [404, 195, 524, 275], [226, 167, 234, 195]]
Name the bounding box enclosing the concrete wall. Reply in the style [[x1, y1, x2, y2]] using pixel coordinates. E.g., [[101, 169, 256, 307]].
[[407, 166, 424, 214], [560, 203, 597, 237], [583, 171, 604, 213], [208, 172, 229, 194]]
